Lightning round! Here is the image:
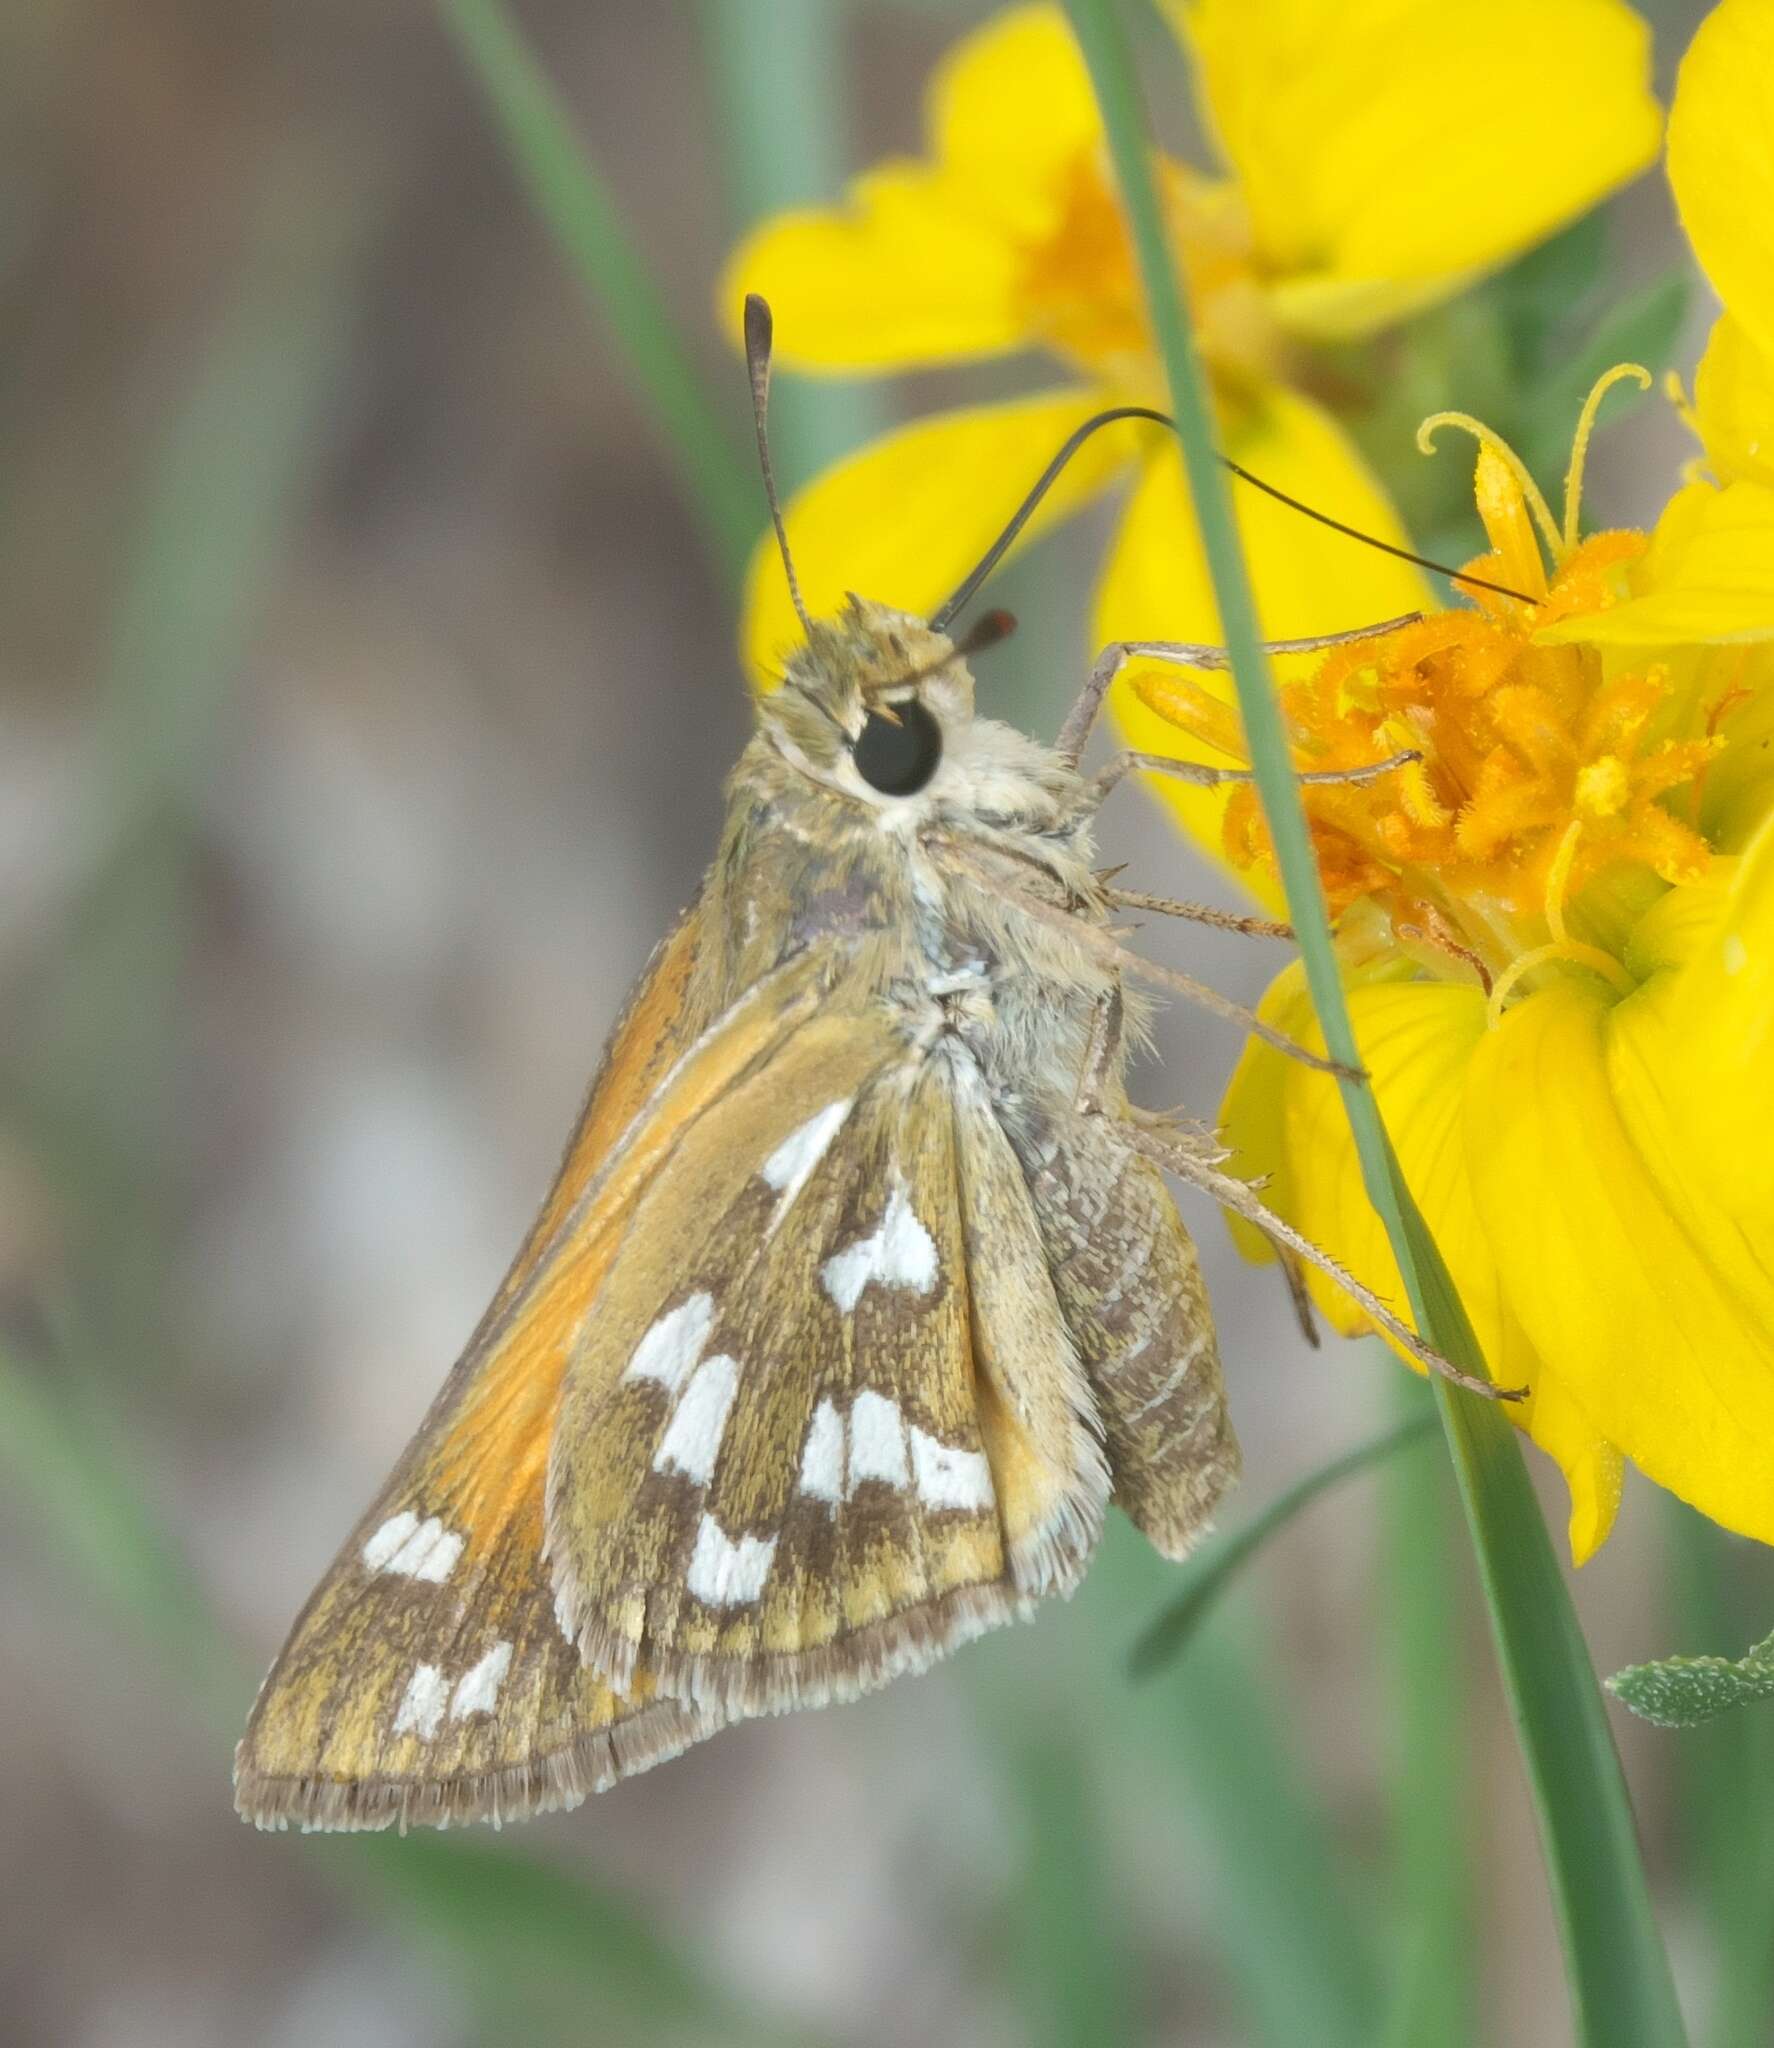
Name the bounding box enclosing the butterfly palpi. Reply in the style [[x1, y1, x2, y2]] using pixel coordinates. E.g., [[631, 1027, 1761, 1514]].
[[235, 297, 1493, 1833]]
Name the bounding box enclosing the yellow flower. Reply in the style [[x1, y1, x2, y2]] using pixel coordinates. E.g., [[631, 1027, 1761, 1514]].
[[1156, 0, 1774, 1563], [724, 0, 1661, 785]]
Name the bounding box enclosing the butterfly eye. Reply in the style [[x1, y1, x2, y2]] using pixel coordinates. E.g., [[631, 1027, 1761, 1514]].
[[853, 698, 943, 796]]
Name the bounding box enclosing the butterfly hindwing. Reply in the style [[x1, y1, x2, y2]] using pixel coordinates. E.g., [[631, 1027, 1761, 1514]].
[[234, 921, 839, 1830], [546, 1028, 1111, 1714], [1008, 1105, 1239, 1559]]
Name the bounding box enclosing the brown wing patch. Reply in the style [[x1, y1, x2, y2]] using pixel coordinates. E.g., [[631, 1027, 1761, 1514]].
[[1007, 1106, 1239, 1559], [547, 1036, 1109, 1715], [236, 930, 836, 1830], [234, 1466, 717, 1831]]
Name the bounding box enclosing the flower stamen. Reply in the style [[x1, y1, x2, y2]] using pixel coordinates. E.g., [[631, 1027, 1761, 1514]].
[[1419, 412, 1563, 576], [1561, 364, 1651, 554]]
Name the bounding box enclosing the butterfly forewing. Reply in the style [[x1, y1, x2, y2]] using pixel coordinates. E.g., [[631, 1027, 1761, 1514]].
[[234, 925, 841, 1829]]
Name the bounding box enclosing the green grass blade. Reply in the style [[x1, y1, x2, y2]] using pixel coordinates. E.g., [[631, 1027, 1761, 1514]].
[[1005, 1737, 1140, 2048], [1128, 1409, 1436, 1680], [1060, 4, 1687, 2041], [338, 1832, 818, 2048], [0, 1341, 809, 2043], [1092, 1523, 1383, 2047], [1378, 1372, 1475, 2048], [693, 0, 884, 491], [436, 0, 758, 585]]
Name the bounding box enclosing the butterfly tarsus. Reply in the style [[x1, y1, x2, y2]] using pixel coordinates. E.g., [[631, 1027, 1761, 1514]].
[[1110, 1111, 1523, 1403], [1103, 888, 1295, 942], [1087, 746, 1421, 811], [1052, 616, 1423, 768]]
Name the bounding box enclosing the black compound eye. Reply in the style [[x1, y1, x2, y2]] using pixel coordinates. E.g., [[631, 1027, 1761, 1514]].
[[852, 698, 943, 796]]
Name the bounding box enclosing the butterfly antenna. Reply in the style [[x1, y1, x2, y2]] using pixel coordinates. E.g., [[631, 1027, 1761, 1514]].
[[743, 294, 814, 637], [929, 405, 1534, 630]]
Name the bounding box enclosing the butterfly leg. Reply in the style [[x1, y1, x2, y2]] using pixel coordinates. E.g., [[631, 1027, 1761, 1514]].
[[1072, 986, 1124, 1117], [1053, 615, 1420, 767], [1100, 887, 1294, 942], [1115, 1110, 1524, 1402], [1085, 746, 1420, 812], [940, 840, 1364, 1082]]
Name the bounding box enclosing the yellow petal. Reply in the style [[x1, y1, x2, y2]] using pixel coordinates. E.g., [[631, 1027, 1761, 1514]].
[[1692, 311, 1774, 488], [1524, 1375, 1625, 1567], [1466, 978, 1774, 1545], [718, 166, 1028, 373], [1093, 386, 1427, 879], [1220, 972, 1617, 1553], [927, 2, 1102, 241], [740, 388, 1130, 684], [1545, 478, 1774, 646], [1168, 0, 1660, 332], [1623, 810, 1774, 1216], [1668, 0, 1774, 371], [716, 4, 1107, 373]]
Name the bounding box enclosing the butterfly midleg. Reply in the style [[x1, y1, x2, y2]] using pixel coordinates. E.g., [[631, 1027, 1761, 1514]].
[[1051, 615, 1421, 766], [1115, 1111, 1522, 1403], [1101, 888, 1294, 943]]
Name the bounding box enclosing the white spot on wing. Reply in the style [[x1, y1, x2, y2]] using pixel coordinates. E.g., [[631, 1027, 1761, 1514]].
[[797, 1397, 846, 1504], [365, 1512, 464, 1583], [624, 1292, 717, 1392], [450, 1640, 514, 1720], [760, 1099, 852, 1230], [685, 1513, 777, 1606], [393, 1662, 449, 1740], [1723, 932, 1748, 976], [362, 1510, 418, 1570], [909, 1424, 994, 1511], [847, 1389, 910, 1491], [821, 1180, 938, 1311], [655, 1353, 741, 1483]]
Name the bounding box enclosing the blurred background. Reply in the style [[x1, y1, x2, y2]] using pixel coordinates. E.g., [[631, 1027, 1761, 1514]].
[[4, 2, 1768, 2044]]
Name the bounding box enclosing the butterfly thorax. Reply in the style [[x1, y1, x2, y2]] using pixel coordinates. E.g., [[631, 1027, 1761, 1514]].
[[698, 597, 1123, 1122]]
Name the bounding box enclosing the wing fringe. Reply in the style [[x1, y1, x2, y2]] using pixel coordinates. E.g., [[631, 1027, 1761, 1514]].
[[233, 1697, 720, 1833]]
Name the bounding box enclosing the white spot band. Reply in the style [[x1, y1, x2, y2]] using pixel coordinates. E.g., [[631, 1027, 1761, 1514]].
[[685, 1514, 777, 1607], [363, 1511, 464, 1584], [821, 1181, 938, 1312]]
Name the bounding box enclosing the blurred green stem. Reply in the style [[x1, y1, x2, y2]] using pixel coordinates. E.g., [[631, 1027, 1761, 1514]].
[[1062, 1, 1686, 2040], [437, 0, 758, 586], [1008, 1737, 1138, 2048], [1093, 1523, 1383, 2047], [1379, 1370, 1475, 2048], [694, 0, 884, 490]]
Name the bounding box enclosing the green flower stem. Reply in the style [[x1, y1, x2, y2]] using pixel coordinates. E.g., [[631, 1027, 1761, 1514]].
[[1060, 2, 1687, 2040], [1378, 1371, 1475, 2048], [436, 0, 759, 587]]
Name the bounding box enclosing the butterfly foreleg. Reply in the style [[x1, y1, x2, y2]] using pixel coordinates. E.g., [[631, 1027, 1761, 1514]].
[[1052, 615, 1421, 767], [1085, 746, 1421, 813]]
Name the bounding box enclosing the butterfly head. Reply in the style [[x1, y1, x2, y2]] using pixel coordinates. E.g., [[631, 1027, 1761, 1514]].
[[760, 595, 1038, 813]]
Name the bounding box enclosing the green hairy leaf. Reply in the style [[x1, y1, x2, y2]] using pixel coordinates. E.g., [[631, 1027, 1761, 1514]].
[[1610, 1629, 1774, 1729]]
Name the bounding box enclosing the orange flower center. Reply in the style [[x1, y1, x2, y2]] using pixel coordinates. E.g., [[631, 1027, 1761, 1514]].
[[1015, 147, 1277, 393], [1133, 379, 1732, 1004]]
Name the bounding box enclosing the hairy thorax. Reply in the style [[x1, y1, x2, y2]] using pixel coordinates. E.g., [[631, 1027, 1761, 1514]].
[[699, 706, 1120, 1127]]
